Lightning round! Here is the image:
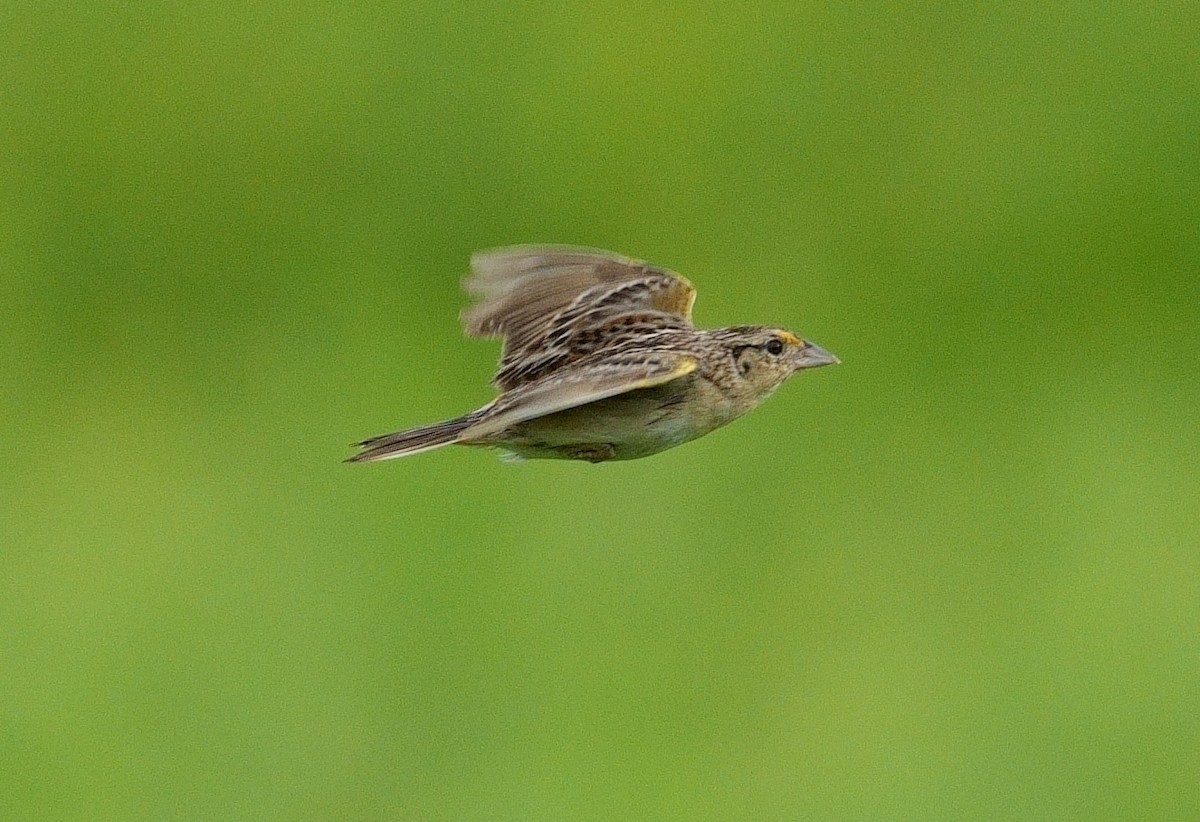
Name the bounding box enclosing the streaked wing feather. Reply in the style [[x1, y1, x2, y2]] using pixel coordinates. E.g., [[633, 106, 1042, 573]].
[[461, 246, 696, 357], [460, 352, 697, 441]]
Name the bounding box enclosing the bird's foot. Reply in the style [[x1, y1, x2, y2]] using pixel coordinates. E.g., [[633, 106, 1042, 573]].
[[564, 443, 616, 463]]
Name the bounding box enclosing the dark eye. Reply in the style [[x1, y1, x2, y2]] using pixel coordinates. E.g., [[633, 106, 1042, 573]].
[[765, 338, 785, 356]]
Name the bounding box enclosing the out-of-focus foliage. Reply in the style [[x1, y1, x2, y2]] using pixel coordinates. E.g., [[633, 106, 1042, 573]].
[[2, 2, 1196, 819]]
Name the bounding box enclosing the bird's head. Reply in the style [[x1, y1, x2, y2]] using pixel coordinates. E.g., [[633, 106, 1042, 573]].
[[720, 326, 839, 399]]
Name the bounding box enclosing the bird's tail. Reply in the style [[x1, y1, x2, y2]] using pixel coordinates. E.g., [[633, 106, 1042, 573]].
[[346, 411, 481, 462]]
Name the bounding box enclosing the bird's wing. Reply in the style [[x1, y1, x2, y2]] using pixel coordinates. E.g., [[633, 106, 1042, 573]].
[[462, 246, 696, 385], [459, 351, 697, 441]]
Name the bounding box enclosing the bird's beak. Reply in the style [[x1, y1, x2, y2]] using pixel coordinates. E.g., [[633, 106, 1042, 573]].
[[793, 340, 840, 371]]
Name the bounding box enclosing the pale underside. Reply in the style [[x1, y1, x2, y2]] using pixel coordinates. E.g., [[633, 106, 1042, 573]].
[[460, 355, 712, 461]]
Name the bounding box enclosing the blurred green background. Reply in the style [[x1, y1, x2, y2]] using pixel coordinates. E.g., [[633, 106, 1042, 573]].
[[2, 2, 1197, 819]]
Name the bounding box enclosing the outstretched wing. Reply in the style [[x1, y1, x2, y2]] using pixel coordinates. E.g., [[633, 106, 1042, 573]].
[[462, 246, 696, 388], [459, 351, 697, 441]]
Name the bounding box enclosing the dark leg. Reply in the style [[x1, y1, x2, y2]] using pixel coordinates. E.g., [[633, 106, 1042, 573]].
[[560, 443, 616, 463]]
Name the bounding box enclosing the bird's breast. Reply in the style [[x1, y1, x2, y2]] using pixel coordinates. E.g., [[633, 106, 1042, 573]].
[[502, 375, 746, 461]]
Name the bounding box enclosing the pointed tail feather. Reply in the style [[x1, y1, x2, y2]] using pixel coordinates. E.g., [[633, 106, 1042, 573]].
[[346, 413, 479, 462]]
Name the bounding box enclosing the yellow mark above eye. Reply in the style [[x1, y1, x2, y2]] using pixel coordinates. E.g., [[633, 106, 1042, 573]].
[[778, 331, 802, 346]]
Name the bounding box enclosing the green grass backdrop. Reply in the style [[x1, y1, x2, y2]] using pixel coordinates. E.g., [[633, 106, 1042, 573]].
[[2, 2, 1197, 819]]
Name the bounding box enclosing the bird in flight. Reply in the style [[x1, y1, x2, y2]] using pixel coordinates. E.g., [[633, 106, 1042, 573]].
[[347, 246, 838, 463]]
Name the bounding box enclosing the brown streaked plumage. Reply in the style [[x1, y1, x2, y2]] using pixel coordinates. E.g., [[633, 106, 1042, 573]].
[[347, 246, 838, 463]]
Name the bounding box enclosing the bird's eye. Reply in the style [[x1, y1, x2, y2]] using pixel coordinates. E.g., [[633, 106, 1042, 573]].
[[765, 338, 785, 356]]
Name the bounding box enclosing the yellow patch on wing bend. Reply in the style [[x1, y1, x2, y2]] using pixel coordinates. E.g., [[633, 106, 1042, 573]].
[[634, 355, 697, 388]]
